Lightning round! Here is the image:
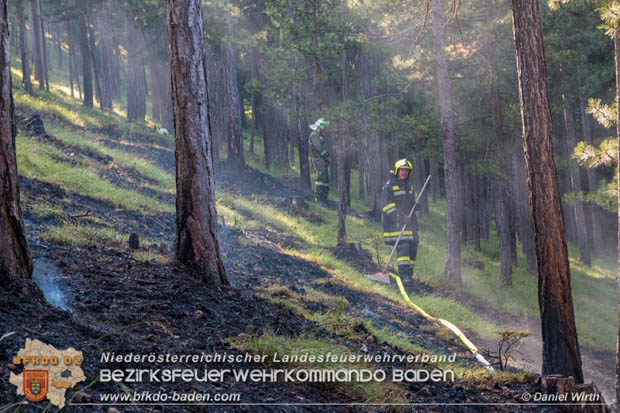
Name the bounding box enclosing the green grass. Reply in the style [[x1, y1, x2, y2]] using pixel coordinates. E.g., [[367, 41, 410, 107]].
[[45, 125, 175, 193], [41, 223, 125, 247], [16, 135, 173, 214], [41, 223, 168, 264], [29, 200, 66, 219], [12, 48, 616, 377], [217, 179, 618, 354], [216, 190, 499, 341]]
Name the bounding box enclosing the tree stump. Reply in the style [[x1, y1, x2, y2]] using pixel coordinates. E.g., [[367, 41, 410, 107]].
[[20, 114, 46, 136], [128, 233, 140, 250], [539, 375, 609, 412]]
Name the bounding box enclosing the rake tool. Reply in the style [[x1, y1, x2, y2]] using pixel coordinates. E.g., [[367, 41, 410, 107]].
[[365, 175, 431, 284]]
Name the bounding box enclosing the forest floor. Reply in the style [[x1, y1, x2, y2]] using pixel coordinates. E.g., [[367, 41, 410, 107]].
[[0, 85, 610, 412]]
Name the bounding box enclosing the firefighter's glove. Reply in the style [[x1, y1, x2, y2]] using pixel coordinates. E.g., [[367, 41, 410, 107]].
[[396, 212, 410, 228]]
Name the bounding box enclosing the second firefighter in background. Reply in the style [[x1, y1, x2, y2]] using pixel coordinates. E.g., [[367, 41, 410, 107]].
[[382, 159, 420, 285]]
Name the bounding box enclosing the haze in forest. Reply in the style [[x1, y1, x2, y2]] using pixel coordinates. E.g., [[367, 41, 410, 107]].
[[2, 0, 620, 406]]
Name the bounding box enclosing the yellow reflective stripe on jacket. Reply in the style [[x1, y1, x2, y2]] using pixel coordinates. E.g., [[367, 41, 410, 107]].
[[392, 185, 400, 190], [382, 203, 396, 212], [384, 231, 413, 237]]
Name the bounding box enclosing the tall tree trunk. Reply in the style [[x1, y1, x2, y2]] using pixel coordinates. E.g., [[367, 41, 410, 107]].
[[78, 14, 92, 108], [431, 0, 461, 284], [94, 11, 113, 112], [512, 0, 583, 382], [37, 0, 48, 90], [126, 17, 146, 122], [310, 0, 320, 111], [0, 0, 33, 291], [110, 42, 121, 99], [154, 29, 174, 133], [430, 158, 439, 201], [166, 0, 228, 285], [222, 42, 245, 166], [459, 164, 468, 243], [204, 44, 222, 159], [87, 16, 104, 111], [513, 151, 538, 275], [150, 60, 161, 123], [28, 0, 43, 89], [487, 2, 518, 269], [16, 0, 32, 95], [69, 43, 74, 97], [579, 94, 605, 258], [471, 172, 481, 252], [262, 105, 271, 169], [56, 24, 62, 69], [289, 117, 296, 167], [336, 122, 350, 245], [358, 147, 365, 200], [563, 94, 591, 266], [496, 183, 513, 285]]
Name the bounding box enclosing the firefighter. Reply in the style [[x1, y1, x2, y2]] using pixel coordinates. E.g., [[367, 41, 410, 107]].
[[381, 159, 420, 285], [309, 118, 330, 203]]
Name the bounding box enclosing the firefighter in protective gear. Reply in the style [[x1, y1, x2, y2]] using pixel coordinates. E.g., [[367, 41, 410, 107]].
[[309, 118, 330, 203], [381, 159, 420, 284]]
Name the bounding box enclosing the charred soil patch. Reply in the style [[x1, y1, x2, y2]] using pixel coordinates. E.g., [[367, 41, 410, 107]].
[[1, 120, 551, 411]]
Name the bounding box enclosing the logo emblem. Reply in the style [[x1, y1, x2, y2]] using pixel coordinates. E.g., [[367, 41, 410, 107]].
[[24, 370, 48, 402]]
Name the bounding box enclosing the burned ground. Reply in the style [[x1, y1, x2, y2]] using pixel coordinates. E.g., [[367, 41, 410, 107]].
[[0, 114, 575, 412]]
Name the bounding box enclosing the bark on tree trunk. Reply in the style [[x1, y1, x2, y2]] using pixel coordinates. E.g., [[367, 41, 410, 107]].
[[87, 16, 104, 111], [56, 24, 62, 69], [310, 0, 320, 111], [37, 0, 48, 90], [79, 14, 93, 108], [166, 0, 228, 285], [336, 122, 350, 245], [16, 0, 32, 95], [459, 164, 468, 244], [126, 17, 146, 122], [262, 105, 270, 169], [222, 42, 245, 166], [95, 10, 113, 112], [472, 172, 481, 252], [0, 0, 33, 291], [69, 42, 74, 98], [432, 0, 461, 284], [28, 0, 43, 90], [512, 0, 583, 382], [289, 117, 296, 167]]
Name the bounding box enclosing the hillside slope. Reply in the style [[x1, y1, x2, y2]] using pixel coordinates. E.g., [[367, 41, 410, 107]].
[[0, 82, 607, 412]]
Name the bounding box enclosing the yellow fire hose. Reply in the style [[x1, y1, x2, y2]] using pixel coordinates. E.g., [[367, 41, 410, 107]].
[[389, 272, 495, 372]]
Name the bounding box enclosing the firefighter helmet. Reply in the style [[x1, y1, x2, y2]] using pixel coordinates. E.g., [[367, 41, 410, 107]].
[[394, 158, 413, 176]]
